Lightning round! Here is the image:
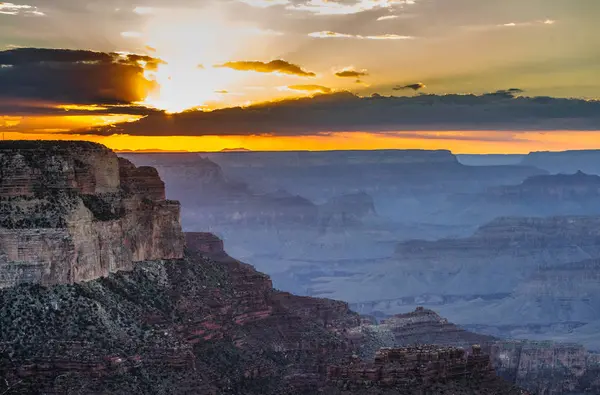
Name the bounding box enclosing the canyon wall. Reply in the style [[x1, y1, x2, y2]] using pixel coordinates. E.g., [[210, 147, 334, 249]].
[[0, 141, 184, 288]]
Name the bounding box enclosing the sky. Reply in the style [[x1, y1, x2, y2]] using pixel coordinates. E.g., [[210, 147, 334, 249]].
[[1, 0, 599, 153]]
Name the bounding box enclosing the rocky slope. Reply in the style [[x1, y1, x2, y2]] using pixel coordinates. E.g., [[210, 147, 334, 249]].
[[0, 234, 520, 394], [348, 308, 600, 395]]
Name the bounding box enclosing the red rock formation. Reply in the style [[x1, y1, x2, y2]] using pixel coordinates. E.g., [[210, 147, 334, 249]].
[[118, 157, 166, 200], [380, 307, 495, 348], [326, 345, 520, 393], [185, 232, 225, 255]]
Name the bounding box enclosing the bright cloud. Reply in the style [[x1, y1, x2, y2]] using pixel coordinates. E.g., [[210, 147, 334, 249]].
[[309, 31, 414, 40], [0, 2, 44, 16], [287, 0, 415, 16], [377, 15, 400, 21], [238, 0, 290, 7]]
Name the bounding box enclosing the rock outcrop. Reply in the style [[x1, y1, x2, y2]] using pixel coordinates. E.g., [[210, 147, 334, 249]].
[[325, 345, 523, 394], [345, 308, 600, 394], [0, 141, 184, 288], [491, 341, 600, 395]]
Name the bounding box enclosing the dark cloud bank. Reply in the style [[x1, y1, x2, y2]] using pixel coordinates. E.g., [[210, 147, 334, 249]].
[[76, 91, 600, 137], [0, 48, 163, 115]]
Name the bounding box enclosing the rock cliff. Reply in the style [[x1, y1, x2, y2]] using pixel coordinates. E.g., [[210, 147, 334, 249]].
[[346, 308, 600, 395], [491, 341, 600, 394], [325, 345, 522, 394], [0, 141, 184, 288]]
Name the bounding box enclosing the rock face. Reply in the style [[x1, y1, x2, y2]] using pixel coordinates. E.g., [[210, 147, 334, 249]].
[[0, 141, 120, 197], [325, 345, 523, 394], [345, 308, 600, 395], [491, 341, 600, 395], [0, 141, 184, 288]]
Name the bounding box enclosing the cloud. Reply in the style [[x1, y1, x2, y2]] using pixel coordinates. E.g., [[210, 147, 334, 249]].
[[335, 68, 368, 78], [71, 91, 600, 137], [500, 19, 556, 28], [238, 0, 289, 7], [309, 31, 414, 40], [393, 82, 426, 91], [377, 15, 399, 21], [288, 85, 332, 93], [0, 48, 163, 112], [133, 6, 155, 15], [287, 0, 416, 16], [0, 2, 44, 16], [215, 60, 316, 77], [121, 31, 143, 38]]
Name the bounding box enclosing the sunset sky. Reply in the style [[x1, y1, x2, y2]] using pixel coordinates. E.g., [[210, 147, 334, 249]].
[[1, 0, 599, 153]]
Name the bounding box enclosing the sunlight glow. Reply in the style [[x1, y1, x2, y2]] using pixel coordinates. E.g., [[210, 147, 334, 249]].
[[138, 8, 260, 113]]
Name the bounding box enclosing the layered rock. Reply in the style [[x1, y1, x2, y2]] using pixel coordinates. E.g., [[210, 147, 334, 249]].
[[491, 341, 600, 394], [345, 308, 600, 394], [0, 141, 184, 288], [0, 141, 120, 197], [325, 345, 523, 394]]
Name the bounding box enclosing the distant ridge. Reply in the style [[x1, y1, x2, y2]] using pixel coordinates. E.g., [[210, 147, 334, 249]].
[[220, 147, 252, 152], [115, 148, 191, 153]]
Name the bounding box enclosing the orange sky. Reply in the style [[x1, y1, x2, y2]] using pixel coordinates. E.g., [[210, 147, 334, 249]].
[[4, 128, 600, 154]]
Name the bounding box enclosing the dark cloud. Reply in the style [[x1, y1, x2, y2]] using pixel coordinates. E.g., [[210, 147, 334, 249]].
[[0, 48, 163, 110], [215, 60, 316, 77], [335, 69, 368, 78], [288, 85, 332, 93], [394, 83, 426, 91], [71, 91, 600, 137]]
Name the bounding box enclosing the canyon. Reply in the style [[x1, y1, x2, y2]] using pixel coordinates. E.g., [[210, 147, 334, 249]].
[[0, 141, 521, 394]]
